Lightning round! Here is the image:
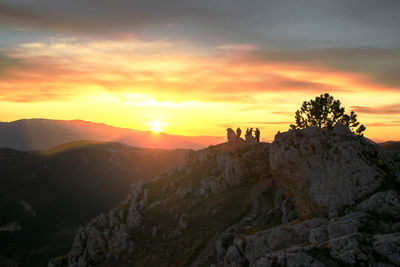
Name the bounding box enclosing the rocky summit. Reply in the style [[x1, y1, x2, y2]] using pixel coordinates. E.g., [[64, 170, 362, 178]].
[[49, 125, 400, 267]]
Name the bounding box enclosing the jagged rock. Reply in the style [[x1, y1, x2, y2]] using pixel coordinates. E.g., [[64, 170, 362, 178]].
[[127, 197, 142, 229], [108, 209, 120, 228], [328, 212, 369, 239], [176, 186, 193, 199], [329, 233, 372, 265], [224, 246, 248, 267], [280, 198, 298, 224], [308, 224, 328, 243], [251, 252, 324, 267], [197, 176, 228, 196], [271, 188, 298, 224], [227, 128, 237, 143], [357, 190, 400, 219], [373, 233, 400, 265], [168, 214, 189, 239], [270, 124, 388, 218], [217, 152, 250, 186], [225, 218, 328, 263]]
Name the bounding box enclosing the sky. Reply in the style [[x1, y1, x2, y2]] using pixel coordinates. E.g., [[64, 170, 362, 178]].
[[1, 0, 400, 141]]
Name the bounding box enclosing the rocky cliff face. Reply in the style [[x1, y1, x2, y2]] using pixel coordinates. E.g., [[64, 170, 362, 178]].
[[270, 124, 396, 218], [49, 126, 400, 267]]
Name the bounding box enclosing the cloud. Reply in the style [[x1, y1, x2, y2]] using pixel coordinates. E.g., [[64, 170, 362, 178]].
[[0, 37, 399, 106], [366, 121, 400, 127], [1, 0, 400, 50], [0, 50, 24, 74], [246, 48, 400, 89], [351, 104, 400, 115], [218, 44, 258, 51]]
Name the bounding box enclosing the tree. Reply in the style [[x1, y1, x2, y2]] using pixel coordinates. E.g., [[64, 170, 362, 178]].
[[290, 93, 366, 136]]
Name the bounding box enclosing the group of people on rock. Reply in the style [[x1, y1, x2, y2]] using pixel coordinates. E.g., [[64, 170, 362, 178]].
[[235, 127, 261, 142]]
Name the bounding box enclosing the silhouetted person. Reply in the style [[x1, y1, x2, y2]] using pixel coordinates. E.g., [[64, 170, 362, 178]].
[[245, 128, 250, 136], [236, 127, 242, 138], [254, 128, 260, 142], [249, 128, 253, 137]]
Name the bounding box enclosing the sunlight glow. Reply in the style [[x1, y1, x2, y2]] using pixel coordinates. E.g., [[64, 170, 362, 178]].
[[148, 120, 167, 133]]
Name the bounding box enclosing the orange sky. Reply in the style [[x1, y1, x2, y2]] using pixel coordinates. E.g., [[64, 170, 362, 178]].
[[1, 1, 400, 142]]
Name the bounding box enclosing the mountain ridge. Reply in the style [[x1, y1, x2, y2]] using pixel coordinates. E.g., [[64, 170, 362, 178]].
[[0, 118, 225, 151], [0, 142, 188, 267]]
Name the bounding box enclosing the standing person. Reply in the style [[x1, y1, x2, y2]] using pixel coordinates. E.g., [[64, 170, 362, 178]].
[[236, 127, 242, 138], [249, 128, 253, 137], [254, 128, 260, 142]]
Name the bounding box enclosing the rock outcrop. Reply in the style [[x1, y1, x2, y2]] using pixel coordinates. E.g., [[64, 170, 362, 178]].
[[270, 124, 394, 218], [49, 125, 400, 267], [49, 183, 146, 267]]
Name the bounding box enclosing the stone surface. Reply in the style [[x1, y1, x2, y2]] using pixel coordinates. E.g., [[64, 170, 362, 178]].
[[224, 218, 328, 264], [328, 212, 369, 239], [357, 190, 400, 219], [251, 252, 324, 267], [270, 124, 389, 218], [373, 233, 400, 266], [227, 128, 237, 143]]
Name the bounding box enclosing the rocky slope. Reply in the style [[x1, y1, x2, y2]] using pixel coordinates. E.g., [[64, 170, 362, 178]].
[[0, 142, 187, 267], [49, 125, 400, 267]]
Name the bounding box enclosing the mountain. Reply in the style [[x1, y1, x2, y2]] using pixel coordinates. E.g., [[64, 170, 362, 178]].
[[380, 141, 400, 151], [0, 142, 188, 267], [49, 125, 400, 267], [0, 119, 225, 151]]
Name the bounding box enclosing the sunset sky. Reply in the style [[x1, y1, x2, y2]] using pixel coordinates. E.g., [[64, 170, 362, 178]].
[[1, 0, 400, 141]]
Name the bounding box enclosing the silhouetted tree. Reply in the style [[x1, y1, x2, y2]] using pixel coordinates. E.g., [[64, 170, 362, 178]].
[[290, 93, 366, 136]]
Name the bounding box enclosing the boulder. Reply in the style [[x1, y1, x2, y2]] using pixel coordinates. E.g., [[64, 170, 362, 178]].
[[251, 252, 324, 267], [270, 124, 388, 218], [357, 190, 400, 219], [373, 233, 400, 266], [328, 212, 369, 239], [328, 233, 371, 265], [225, 218, 328, 263], [227, 128, 237, 143]]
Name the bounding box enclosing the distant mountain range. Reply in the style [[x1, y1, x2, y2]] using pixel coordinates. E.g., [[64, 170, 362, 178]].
[[379, 141, 400, 151], [0, 141, 187, 266], [0, 119, 225, 151]]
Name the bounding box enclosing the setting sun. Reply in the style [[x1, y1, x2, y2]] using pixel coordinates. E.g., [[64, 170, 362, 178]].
[[148, 120, 166, 133]]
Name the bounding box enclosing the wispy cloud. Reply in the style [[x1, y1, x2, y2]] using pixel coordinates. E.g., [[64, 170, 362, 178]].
[[366, 121, 400, 127], [218, 44, 258, 51], [0, 36, 399, 106], [351, 104, 400, 115]]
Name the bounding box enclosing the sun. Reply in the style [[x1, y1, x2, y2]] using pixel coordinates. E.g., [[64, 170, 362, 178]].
[[148, 120, 166, 133]]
